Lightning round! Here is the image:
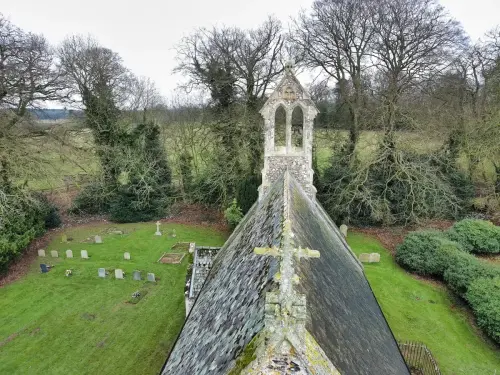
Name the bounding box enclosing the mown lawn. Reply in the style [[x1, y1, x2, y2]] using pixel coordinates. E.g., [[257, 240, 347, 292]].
[[347, 232, 500, 375], [0, 222, 226, 375]]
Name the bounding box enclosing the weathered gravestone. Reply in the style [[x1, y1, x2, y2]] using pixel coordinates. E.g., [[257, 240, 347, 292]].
[[147, 273, 156, 282], [358, 253, 371, 263], [339, 224, 348, 238], [98, 268, 106, 278], [133, 271, 141, 281], [155, 221, 162, 236], [81, 250, 89, 259], [95, 235, 102, 244], [40, 264, 49, 273], [369, 253, 381, 263], [61, 234, 68, 243], [38, 249, 46, 257], [66, 250, 73, 258], [189, 243, 196, 254], [50, 250, 59, 258], [115, 269, 124, 279], [124, 252, 131, 260]]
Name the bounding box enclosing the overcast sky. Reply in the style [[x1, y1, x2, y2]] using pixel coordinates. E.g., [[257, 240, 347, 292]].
[[2, 0, 499, 99]]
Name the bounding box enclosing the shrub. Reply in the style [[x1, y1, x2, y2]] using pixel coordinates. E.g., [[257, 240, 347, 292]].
[[0, 188, 51, 272], [71, 180, 112, 214], [224, 199, 243, 229], [395, 231, 462, 276], [32, 193, 61, 229], [466, 277, 500, 344], [109, 185, 166, 223], [447, 219, 500, 253], [442, 251, 500, 296], [236, 175, 260, 214]]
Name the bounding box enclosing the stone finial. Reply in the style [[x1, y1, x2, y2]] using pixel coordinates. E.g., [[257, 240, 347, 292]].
[[284, 59, 294, 72]]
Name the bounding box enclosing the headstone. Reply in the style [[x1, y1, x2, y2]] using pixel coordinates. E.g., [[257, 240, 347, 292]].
[[98, 268, 106, 278], [358, 253, 371, 263], [40, 264, 49, 273], [38, 249, 46, 257], [170, 229, 177, 238], [133, 271, 141, 281], [155, 221, 162, 236], [50, 250, 59, 258], [339, 224, 348, 238], [61, 234, 68, 243], [95, 235, 102, 244], [66, 249, 73, 258], [81, 250, 89, 259], [147, 273, 156, 282], [124, 252, 131, 260], [115, 269, 124, 279], [369, 253, 381, 263], [189, 243, 196, 253]]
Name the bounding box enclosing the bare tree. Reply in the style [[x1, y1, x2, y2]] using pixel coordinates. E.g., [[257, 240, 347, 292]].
[[58, 35, 129, 184], [0, 15, 65, 186], [292, 0, 375, 156], [370, 0, 466, 146]]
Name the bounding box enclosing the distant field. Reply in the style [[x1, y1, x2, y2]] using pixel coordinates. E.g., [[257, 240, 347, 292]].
[[348, 232, 500, 375], [0, 222, 226, 375], [26, 124, 461, 192]]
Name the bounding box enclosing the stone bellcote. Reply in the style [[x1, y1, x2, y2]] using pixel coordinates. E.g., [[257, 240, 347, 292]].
[[258, 62, 319, 200]]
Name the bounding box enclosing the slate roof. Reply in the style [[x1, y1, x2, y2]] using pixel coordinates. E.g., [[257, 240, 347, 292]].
[[161, 175, 409, 375]]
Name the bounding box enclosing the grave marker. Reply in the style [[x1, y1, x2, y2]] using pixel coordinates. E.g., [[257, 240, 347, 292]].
[[81, 250, 89, 259], [124, 252, 131, 260], [155, 221, 162, 236], [38, 249, 46, 257], [133, 271, 141, 281], [147, 273, 156, 282], [50, 250, 59, 258], [115, 269, 124, 279], [339, 224, 348, 238], [40, 264, 49, 273], [358, 253, 371, 263], [189, 243, 196, 253], [369, 253, 381, 263], [98, 268, 106, 278], [66, 249, 73, 258], [94, 235, 102, 244], [61, 234, 68, 243]]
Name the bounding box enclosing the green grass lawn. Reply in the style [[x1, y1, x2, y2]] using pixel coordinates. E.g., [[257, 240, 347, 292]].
[[347, 232, 500, 375], [0, 222, 226, 375]]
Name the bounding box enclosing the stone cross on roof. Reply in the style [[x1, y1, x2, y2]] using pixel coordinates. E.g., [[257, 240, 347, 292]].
[[253, 219, 320, 355]]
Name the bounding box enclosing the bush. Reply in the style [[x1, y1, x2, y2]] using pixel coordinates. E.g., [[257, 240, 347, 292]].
[[236, 175, 260, 214], [395, 231, 462, 276], [32, 193, 61, 229], [224, 199, 243, 229], [447, 219, 500, 253], [71, 180, 112, 215], [109, 185, 167, 223], [0, 188, 51, 272], [466, 277, 500, 344]]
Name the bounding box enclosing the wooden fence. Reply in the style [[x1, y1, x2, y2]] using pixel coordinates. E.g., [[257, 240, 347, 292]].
[[398, 341, 441, 375]]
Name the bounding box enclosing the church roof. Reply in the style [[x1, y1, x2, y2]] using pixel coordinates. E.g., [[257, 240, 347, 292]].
[[161, 174, 410, 375]]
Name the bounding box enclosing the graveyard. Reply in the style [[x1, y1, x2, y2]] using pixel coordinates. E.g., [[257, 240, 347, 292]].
[[0, 222, 226, 375], [1, 221, 499, 374]]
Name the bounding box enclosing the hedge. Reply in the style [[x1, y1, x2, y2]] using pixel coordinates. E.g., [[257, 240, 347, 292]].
[[396, 224, 500, 345], [466, 277, 500, 344], [447, 219, 500, 254], [395, 230, 462, 276]]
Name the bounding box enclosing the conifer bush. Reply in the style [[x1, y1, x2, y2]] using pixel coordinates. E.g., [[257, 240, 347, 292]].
[[395, 231, 462, 276], [224, 199, 243, 229], [447, 219, 500, 254], [466, 277, 500, 344]]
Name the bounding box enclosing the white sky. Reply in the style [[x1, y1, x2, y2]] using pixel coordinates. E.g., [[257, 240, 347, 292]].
[[2, 0, 499, 99]]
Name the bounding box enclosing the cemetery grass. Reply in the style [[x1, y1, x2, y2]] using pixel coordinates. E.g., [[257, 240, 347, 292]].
[[0, 222, 226, 375], [347, 232, 500, 375]]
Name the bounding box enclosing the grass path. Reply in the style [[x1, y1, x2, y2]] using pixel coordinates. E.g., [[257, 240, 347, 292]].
[[0, 222, 226, 375], [348, 232, 500, 375]]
